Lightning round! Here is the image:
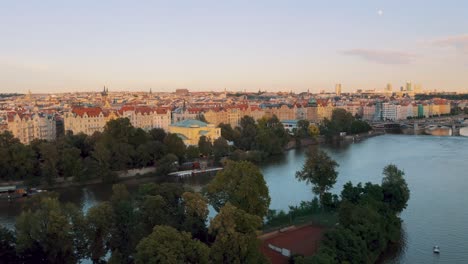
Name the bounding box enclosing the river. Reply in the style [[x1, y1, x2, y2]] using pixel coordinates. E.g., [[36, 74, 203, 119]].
[[1, 135, 468, 263]]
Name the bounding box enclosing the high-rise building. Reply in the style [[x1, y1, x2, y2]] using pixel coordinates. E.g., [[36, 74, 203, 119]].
[[406, 81, 412, 92], [385, 83, 393, 93], [335, 84, 342, 96]]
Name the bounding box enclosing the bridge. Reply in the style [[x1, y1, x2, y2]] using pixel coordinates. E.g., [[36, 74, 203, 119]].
[[370, 114, 468, 135]]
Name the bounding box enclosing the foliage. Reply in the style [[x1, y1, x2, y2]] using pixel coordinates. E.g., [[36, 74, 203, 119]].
[[311, 164, 410, 263], [198, 135, 213, 157], [382, 164, 410, 213], [209, 203, 268, 264], [186, 145, 200, 160], [308, 124, 320, 138], [320, 109, 372, 140], [212, 137, 229, 162], [218, 123, 239, 142], [135, 225, 209, 264], [256, 115, 290, 155], [163, 133, 187, 160], [296, 147, 339, 205], [15, 195, 84, 264], [205, 160, 271, 218], [235, 116, 258, 150], [0, 226, 18, 263]]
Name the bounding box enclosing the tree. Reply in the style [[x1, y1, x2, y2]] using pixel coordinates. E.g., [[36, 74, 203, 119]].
[[256, 115, 289, 155], [15, 196, 82, 264], [205, 161, 270, 218], [213, 137, 229, 161], [236, 116, 257, 150], [296, 148, 338, 205], [164, 133, 187, 160], [149, 128, 167, 142], [135, 225, 209, 264], [108, 184, 136, 262], [85, 202, 114, 263], [182, 192, 209, 241], [60, 146, 84, 182], [308, 124, 320, 138], [155, 154, 179, 177], [209, 203, 267, 264], [218, 123, 239, 142], [186, 145, 200, 160], [382, 164, 410, 213], [0, 226, 18, 263], [296, 120, 310, 138], [198, 136, 213, 157]]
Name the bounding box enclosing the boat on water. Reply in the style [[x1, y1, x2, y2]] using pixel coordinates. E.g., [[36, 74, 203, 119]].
[[433, 246, 440, 254], [0, 185, 46, 200]]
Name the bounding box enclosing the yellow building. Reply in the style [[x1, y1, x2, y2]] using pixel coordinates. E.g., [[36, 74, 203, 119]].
[[169, 119, 220, 146]]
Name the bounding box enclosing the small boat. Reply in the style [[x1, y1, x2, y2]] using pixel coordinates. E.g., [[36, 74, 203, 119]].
[[433, 246, 440, 254]]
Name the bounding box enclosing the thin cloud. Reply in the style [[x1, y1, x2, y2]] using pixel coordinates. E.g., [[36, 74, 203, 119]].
[[432, 34, 468, 53], [342, 49, 415, 64]]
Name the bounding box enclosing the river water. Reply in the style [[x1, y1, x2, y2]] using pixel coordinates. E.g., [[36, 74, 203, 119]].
[[1, 135, 468, 263]]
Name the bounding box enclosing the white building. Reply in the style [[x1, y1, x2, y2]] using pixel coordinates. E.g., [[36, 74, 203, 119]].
[[382, 103, 397, 121]]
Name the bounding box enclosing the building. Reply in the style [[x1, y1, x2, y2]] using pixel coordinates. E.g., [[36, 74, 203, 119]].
[[175, 89, 189, 96], [382, 103, 397, 121], [64, 107, 111, 135], [168, 119, 220, 146], [281, 120, 299, 134], [363, 103, 376, 121], [7, 112, 56, 144], [385, 83, 393, 94], [335, 84, 342, 96], [119, 106, 171, 131]]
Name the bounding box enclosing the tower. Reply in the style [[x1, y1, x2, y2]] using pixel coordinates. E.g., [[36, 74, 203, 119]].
[[406, 82, 412, 92], [386, 83, 393, 93], [335, 84, 342, 96]]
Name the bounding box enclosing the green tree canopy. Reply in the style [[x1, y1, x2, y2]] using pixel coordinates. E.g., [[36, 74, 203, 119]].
[[205, 161, 270, 218], [198, 135, 213, 157], [209, 203, 267, 264], [382, 164, 410, 213], [135, 225, 209, 264], [296, 148, 339, 205]]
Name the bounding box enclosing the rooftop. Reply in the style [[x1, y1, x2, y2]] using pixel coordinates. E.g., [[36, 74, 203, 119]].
[[171, 119, 208, 128]]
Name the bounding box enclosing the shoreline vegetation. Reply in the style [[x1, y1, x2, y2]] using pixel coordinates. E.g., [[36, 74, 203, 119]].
[[0, 109, 411, 263], [0, 109, 373, 189], [0, 146, 410, 264]]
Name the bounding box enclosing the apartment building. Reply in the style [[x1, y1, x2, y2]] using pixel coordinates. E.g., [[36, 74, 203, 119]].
[[64, 107, 110, 135], [8, 112, 56, 144], [119, 106, 171, 131]]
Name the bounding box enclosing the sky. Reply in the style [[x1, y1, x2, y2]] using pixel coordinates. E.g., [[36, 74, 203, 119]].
[[1, 0, 468, 93]]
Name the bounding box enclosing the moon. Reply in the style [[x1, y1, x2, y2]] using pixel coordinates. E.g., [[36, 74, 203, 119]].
[[377, 9, 383, 16]]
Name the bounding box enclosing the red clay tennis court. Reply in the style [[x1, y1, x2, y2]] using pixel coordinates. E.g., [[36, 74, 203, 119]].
[[259, 224, 326, 264]]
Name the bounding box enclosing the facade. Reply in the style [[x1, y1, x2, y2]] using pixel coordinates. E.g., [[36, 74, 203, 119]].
[[168, 119, 221, 146], [119, 106, 171, 131], [363, 103, 376, 121], [8, 112, 56, 144], [281, 120, 299, 134], [335, 84, 342, 96], [64, 107, 110, 135], [382, 103, 397, 121]]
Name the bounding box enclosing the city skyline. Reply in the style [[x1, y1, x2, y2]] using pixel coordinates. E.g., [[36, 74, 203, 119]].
[[1, 1, 468, 93]]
